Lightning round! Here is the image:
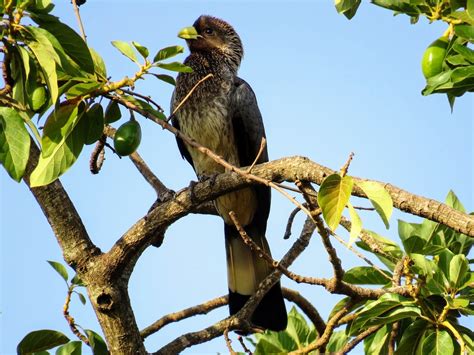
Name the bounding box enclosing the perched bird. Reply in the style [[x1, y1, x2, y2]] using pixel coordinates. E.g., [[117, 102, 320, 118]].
[[171, 15, 287, 331]]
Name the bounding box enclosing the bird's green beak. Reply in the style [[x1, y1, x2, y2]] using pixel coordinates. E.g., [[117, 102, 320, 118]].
[[178, 26, 201, 40]]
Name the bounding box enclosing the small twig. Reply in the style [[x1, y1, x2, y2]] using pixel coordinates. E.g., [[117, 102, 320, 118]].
[[284, 205, 304, 239], [339, 325, 383, 354], [171, 73, 213, 116], [63, 286, 90, 345], [140, 295, 228, 339], [89, 135, 106, 174], [70, 0, 87, 42], [104, 126, 172, 199], [246, 137, 266, 173], [352, 205, 375, 211], [121, 88, 164, 112], [224, 328, 237, 355], [339, 151, 354, 177], [387, 322, 399, 355], [330, 230, 393, 282], [237, 336, 253, 354]]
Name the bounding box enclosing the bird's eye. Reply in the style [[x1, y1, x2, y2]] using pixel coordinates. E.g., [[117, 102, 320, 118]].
[[203, 28, 214, 35]]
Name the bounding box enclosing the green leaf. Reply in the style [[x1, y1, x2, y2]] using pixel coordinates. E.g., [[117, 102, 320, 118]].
[[454, 24, 474, 41], [356, 181, 393, 228], [334, 0, 362, 19], [111, 40, 138, 64], [31, 13, 94, 74], [17, 330, 69, 354], [421, 329, 454, 355], [449, 254, 469, 289], [23, 27, 59, 103], [343, 266, 391, 285], [46, 260, 68, 282], [89, 47, 107, 80], [326, 331, 348, 352], [71, 274, 84, 286], [150, 73, 176, 86], [30, 104, 86, 186], [104, 100, 122, 124], [85, 330, 108, 355], [364, 325, 389, 355], [82, 103, 104, 145], [445, 190, 466, 213], [355, 230, 403, 271], [75, 291, 87, 305], [0, 107, 30, 181], [317, 174, 354, 231], [66, 81, 102, 98], [55, 341, 82, 355], [254, 337, 287, 354], [468, 0, 474, 20], [438, 249, 455, 279], [286, 306, 311, 347], [132, 41, 149, 59], [153, 45, 184, 63], [40, 103, 81, 158], [395, 319, 429, 355], [155, 61, 193, 73], [347, 201, 362, 246]]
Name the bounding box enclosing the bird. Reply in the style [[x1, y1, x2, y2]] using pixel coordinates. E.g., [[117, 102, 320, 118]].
[[171, 15, 287, 331]]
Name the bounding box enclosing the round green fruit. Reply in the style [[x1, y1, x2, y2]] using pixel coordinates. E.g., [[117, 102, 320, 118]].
[[421, 37, 448, 79], [113, 120, 142, 156]]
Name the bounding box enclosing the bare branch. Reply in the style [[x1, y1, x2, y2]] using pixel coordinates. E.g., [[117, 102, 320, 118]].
[[140, 295, 228, 339], [284, 206, 304, 239], [339, 325, 383, 354]]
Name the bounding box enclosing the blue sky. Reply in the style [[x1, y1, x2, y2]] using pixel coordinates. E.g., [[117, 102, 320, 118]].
[[1, 0, 473, 354]]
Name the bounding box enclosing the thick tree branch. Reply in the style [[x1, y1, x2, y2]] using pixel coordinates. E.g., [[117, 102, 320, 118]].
[[24, 142, 99, 269]]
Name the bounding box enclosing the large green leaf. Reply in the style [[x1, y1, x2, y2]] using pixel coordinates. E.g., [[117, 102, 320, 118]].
[[326, 331, 348, 352], [364, 325, 389, 355], [46, 260, 68, 283], [32, 13, 95, 74], [82, 103, 104, 145], [445, 190, 466, 213], [89, 47, 108, 80], [17, 330, 69, 354], [356, 180, 393, 228], [343, 266, 391, 285], [30, 105, 86, 186], [153, 45, 184, 62], [85, 330, 108, 355], [454, 24, 474, 41], [334, 0, 362, 19], [155, 61, 193, 73], [0, 107, 30, 181], [56, 341, 82, 355], [449, 254, 469, 289], [420, 329, 454, 355], [285, 306, 312, 348], [395, 319, 429, 355], [317, 173, 354, 231], [111, 40, 138, 64], [40, 103, 82, 158], [132, 41, 149, 59], [23, 26, 59, 103]]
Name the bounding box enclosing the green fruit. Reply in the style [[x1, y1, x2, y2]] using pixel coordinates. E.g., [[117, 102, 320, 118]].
[[30, 86, 47, 111], [421, 37, 448, 79], [113, 120, 142, 156]]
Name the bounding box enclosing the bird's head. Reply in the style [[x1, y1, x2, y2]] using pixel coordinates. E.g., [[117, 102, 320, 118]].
[[178, 15, 243, 69]]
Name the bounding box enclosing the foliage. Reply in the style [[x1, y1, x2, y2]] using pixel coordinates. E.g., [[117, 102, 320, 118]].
[[0, 0, 184, 186], [253, 191, 474, 354], [335, 0, 474, 108]]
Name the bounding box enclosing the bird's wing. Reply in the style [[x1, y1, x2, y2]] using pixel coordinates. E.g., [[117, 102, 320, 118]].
[[231, 77, 270, 226], [170, 90, 195, 170], [231, 77, 268, 167]]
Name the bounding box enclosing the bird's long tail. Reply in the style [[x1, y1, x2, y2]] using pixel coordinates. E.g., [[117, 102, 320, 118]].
[[224, 223, 287, 331]]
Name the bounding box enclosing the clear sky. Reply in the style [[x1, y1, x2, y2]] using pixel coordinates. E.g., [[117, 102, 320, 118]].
[[1, 0, 473, 354]]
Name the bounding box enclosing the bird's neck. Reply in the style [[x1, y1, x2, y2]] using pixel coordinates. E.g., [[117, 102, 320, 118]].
[[187, 50, 240, 76]]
